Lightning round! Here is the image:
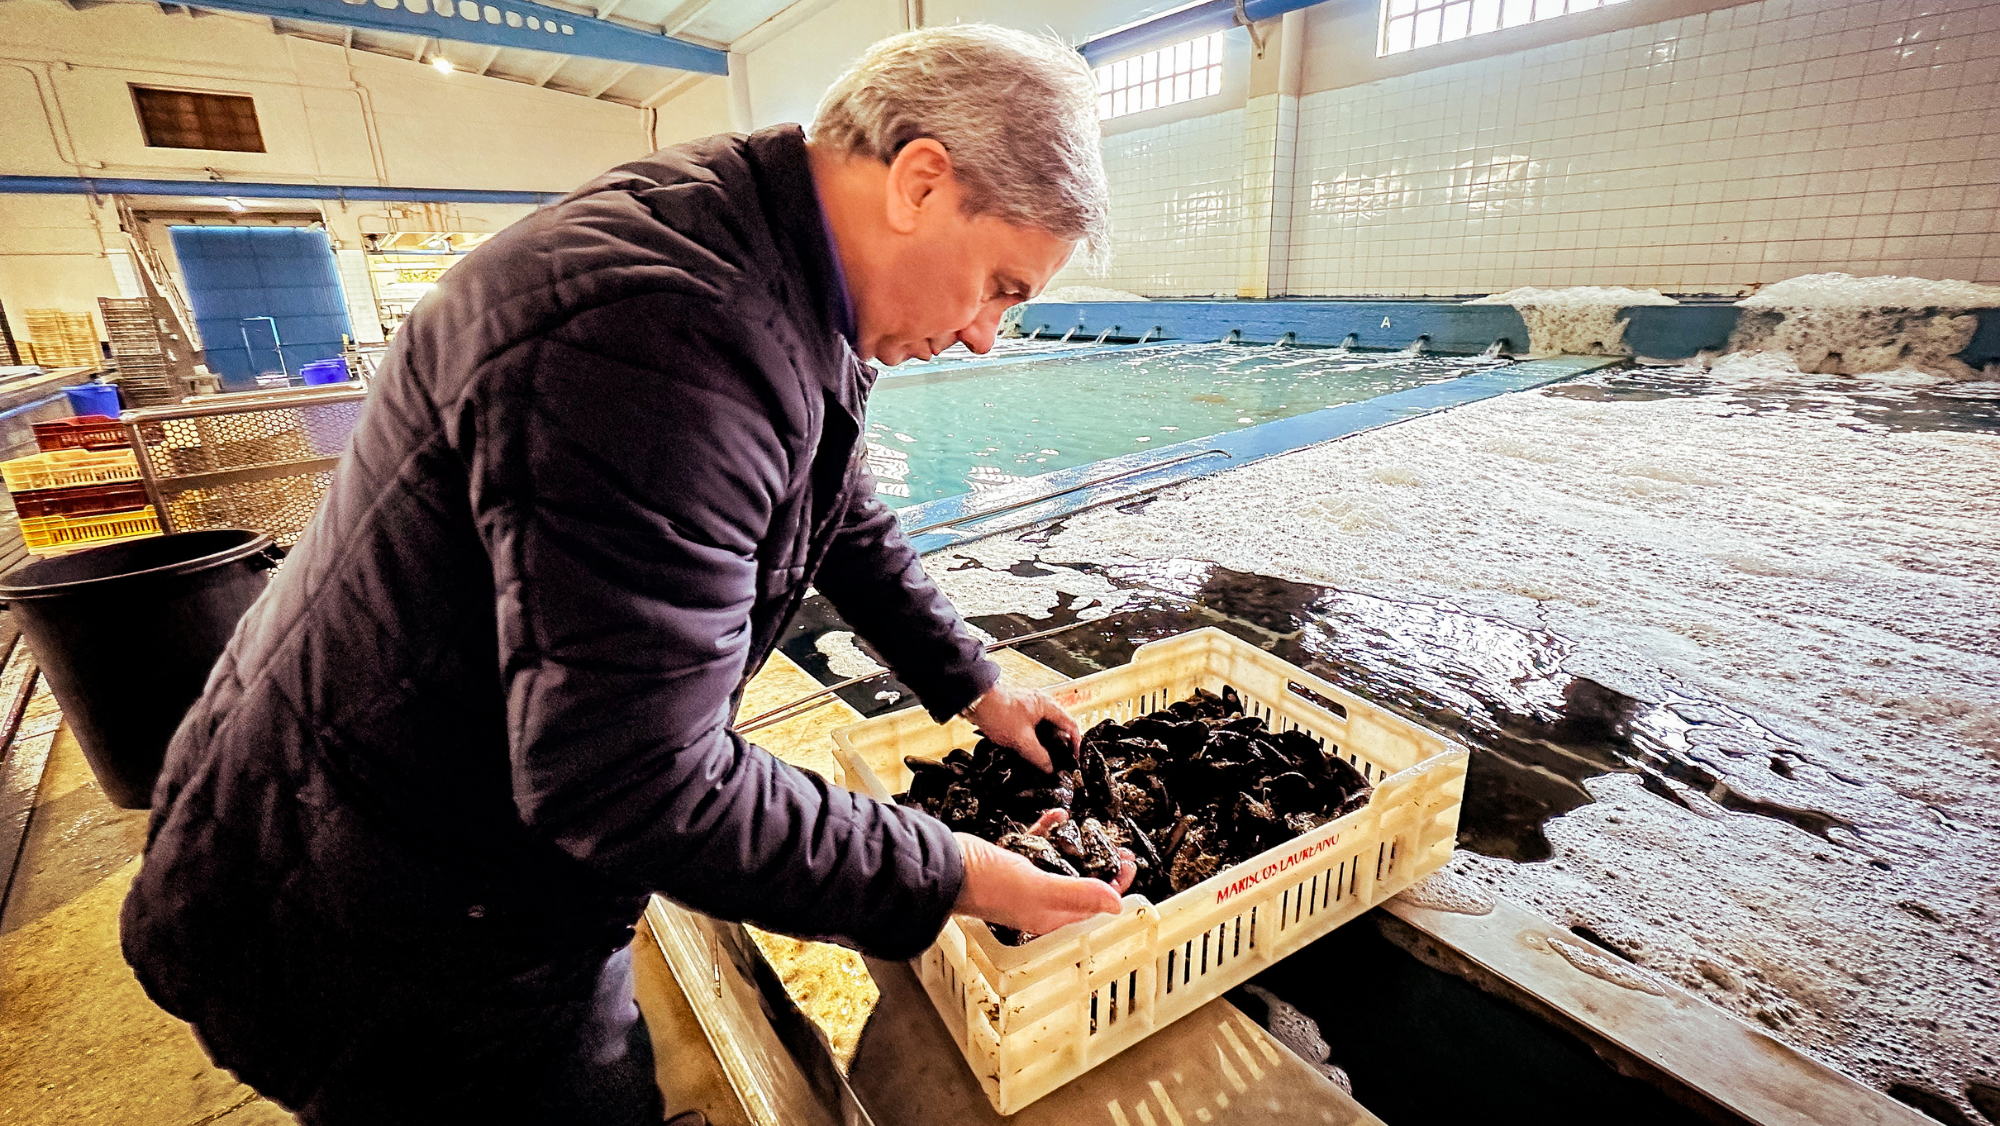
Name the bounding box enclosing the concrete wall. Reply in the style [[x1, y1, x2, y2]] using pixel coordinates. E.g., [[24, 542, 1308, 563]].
[[0, 0, 708, 350], [0, 3, 660, 186], [1051, 0, 2000, 296], [651, 76, 734, 146], [1285, 0, 2000, 294], [1065, 108, 1250, 296], [732, 0, 1177, 133], [0, 196, 128, 341], [738, 0, 903, 131]]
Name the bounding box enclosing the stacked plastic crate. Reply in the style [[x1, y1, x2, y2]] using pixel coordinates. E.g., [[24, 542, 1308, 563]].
[[98, 297, 195, 406], [1, 416, 161, 554], [21, 310, 102, 370]]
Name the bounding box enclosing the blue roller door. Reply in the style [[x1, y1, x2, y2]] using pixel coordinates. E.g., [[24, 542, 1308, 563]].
[[170, 226, 352, 391]]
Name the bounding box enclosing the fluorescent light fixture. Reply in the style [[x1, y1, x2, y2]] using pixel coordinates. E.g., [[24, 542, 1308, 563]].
[[432, 56, 455, 74], [223, 197, 247, 212]]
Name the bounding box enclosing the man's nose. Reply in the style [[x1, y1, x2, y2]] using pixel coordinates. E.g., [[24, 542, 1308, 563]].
[[957, 308, 1004, 355]]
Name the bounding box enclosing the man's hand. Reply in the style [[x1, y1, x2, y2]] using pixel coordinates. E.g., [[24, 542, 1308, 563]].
[[963, 684, 1080, 771], [953, 811, 1135, 935]]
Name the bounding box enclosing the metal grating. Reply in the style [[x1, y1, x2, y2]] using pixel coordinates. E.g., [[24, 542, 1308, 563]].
[[124, 387, 365, 545]]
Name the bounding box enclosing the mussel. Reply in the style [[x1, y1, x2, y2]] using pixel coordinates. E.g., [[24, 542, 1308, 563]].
[[896, 684, 1376, 932]]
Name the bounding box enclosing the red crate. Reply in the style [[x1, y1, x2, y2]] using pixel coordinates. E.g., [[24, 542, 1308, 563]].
[[9, 480, 153, 520], [32, 415, 167, 452], [33, 415, 127, 452]]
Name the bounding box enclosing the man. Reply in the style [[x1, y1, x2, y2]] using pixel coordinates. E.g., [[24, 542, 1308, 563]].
[[122, 25, 1127, 1126]]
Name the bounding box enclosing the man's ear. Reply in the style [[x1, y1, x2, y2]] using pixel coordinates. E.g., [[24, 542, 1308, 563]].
[[883, 138, 954, 235]]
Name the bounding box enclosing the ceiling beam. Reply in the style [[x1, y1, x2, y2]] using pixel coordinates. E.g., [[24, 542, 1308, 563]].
[[175, 0, 728, 73], [476, 43, 502, 74], [585, 60, 637, 99], [342, 23, 353, 47], [592, 0, 623, 19], [662, 0, 710, 35], [411, 34, 427, 61], [534, 54, 567, 86]]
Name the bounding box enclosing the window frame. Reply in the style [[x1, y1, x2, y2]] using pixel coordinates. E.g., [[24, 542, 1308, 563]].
[[130, 85, 267, 154], [1093, 30, 1228, 122], [1379, 0, 1629, 56]]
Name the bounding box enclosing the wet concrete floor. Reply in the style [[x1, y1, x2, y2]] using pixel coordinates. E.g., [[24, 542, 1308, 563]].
[[0, 700, 292, 1125], [0, 652, 898, 1126]]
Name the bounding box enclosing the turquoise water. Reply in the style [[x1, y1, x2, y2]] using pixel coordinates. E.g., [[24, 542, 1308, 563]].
[[863, 342, 1512, 507]]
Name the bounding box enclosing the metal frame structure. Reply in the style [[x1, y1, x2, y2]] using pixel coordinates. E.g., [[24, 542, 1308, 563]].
[[66, 0, 821, 110], [0, 176, 564, 206], [121, 385, 367, 543], [180, 0, 726, 72], [1080, 0, 1325, 66]]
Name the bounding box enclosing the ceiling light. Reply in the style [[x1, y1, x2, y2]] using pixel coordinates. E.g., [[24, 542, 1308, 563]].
[[432, 56, 454, 74]]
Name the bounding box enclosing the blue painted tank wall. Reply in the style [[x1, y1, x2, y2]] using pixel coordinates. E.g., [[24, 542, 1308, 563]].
[[1011, 300, 2000, 365]]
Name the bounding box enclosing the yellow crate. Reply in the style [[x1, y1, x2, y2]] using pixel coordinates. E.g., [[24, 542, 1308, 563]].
[[19, 508, 162, 554], [833, 627, 1468, 1115], [1, 448, 141, 493], [22, 309, 101, 369]]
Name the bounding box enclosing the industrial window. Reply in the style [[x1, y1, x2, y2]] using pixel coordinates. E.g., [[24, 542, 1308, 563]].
[[1380, 0, 1628, 54], [1095, 30, 1226, 121], [132, 87, 266, 153]]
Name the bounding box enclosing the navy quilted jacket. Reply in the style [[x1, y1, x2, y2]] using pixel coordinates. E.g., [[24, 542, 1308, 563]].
[[121, 125, 995, 1105]]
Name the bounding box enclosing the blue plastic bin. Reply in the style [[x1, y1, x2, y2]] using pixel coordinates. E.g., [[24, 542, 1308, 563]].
[[64, 383, 121, 418], [299, 358, 351, 386]]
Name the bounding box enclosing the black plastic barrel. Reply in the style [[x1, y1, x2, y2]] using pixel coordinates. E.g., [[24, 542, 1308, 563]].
[[0, 530, 282, 808]]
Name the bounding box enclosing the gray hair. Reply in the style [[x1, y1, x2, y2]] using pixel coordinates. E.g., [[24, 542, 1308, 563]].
[[809, 24, 1110, 270]]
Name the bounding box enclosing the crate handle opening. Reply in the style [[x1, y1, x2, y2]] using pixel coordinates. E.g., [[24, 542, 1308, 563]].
[[1286, 679, 1348, 718]]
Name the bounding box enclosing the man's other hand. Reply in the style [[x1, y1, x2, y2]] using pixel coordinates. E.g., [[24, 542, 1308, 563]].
[[963, 684, 1080, 771], [953, 812, 1135, 935]]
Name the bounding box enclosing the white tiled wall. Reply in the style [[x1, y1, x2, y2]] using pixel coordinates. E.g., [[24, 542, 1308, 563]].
[[1238, 94, 1301, 297], [1287, 0, 2000, 294], [1054, 109, 1247, 296]]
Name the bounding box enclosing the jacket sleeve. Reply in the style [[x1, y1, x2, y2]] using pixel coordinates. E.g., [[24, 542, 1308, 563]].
[[471, 303, 962, 959], [815, 456, 1002, 723]]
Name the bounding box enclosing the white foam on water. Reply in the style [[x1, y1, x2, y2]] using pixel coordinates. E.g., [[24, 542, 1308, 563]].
[[928, 548, 1131, 624], [941, 370, 2000, 1112], [1469, 286, 1678, 356], [1733, 273, 2000, 380], [1742, 273, 2000, 310], [814, 631, 884, 679]]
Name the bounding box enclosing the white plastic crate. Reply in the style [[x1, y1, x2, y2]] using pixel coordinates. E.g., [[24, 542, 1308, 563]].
[[833, 627, 1468, 1115]]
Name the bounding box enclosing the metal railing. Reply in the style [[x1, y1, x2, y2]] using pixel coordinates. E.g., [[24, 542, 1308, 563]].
[[121, 384, 366, 544]]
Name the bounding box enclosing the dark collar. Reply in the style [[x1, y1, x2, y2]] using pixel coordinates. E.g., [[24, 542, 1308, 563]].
[[742, 124, 860, 354]]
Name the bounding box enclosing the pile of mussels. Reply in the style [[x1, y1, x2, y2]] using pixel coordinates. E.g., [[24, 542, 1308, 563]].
[[899, 687, 1374, 915]]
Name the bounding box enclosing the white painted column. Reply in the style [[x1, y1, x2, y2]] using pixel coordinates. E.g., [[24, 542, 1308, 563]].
[[334, 248, 386, 344], [727, 51, 753, 133], [1237, 10, 1306, 299], [105, 250, 145, 299]]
